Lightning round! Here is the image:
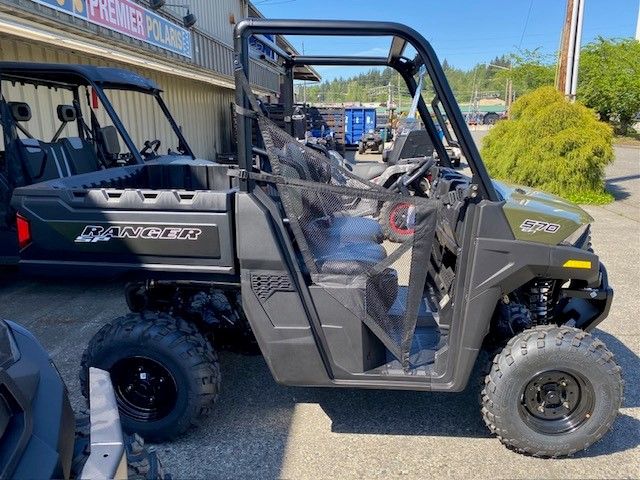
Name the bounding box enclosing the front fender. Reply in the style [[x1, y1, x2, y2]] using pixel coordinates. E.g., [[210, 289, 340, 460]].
[[559, 263, 613, 331]]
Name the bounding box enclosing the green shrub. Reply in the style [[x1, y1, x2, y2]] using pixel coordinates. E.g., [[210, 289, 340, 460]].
[[578, 38, 640, 134], [481, 86, 615, 204]]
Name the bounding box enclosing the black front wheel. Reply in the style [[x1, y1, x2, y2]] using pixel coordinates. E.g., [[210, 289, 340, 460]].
[[379, 201, 415, 243], [482, 325, 623, 457], [80, 312, 220, 441]]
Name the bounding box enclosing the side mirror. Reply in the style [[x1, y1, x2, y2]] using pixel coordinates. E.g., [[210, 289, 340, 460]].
[[97, 126, 121, 156]]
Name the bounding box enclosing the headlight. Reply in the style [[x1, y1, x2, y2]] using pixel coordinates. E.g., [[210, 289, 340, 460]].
[[0, 320, 20, 369]]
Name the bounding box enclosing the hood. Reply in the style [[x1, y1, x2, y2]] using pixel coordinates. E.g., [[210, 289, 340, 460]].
[[494, 181, 593, 246]]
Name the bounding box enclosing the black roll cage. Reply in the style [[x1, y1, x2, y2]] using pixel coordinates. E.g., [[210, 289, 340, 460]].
[[233, 19, 498, 201], [0, 66, 195, 164]]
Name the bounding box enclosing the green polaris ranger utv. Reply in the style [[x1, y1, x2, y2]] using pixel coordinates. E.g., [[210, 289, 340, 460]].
[[11, 19, 621, 458]]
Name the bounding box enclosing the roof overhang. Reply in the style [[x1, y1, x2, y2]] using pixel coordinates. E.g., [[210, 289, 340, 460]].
[[247, 1, 321, 82], [0, 14, 277, 96]]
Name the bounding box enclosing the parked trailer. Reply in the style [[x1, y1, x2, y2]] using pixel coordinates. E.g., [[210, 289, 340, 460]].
[[259, 104, 347, 151], [344, 107, 376, 145]]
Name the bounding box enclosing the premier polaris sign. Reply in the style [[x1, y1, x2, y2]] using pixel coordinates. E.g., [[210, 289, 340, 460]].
[[87, 0, 146, 41], [75, 225, 202, 243], [29, 0, 192, 58]]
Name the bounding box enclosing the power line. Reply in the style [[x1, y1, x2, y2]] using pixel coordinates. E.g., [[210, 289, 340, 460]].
[[518, 0, 535, 49], [253, 0, 297, 5]]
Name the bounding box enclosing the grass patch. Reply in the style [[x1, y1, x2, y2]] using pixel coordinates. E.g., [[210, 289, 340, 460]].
[[566, 190, 615, 205]]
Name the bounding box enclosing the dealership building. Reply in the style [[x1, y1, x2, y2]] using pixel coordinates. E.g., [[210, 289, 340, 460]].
[[0, 0, 318, 157]]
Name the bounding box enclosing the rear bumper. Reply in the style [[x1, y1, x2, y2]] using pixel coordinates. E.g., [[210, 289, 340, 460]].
[[79, 368, 127, 480], [560, 263, 613, 331]]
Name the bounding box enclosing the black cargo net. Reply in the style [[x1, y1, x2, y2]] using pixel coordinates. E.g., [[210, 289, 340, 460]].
[[255, 115, 439, 365]]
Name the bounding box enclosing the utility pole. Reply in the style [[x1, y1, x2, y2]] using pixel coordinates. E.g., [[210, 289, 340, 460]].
[[488, 63, 512, 117], [636, 0, 640, 40], [556, 0, 585, 100], [569, 0, 585, 99], [556, 0, 573, 93]]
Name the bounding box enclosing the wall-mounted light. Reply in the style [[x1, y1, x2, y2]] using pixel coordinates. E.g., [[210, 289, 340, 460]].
[[149, 1, 197, 29], [182, 10, 197, 29]]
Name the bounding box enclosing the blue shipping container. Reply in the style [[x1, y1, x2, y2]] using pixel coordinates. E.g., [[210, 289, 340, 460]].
[[344, 108, 377, 145]]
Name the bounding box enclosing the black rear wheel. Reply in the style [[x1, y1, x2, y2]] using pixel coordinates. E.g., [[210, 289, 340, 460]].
[[80, 312, 220, 441], [111, 356, 179, 423], [482, 325, 623, 457]]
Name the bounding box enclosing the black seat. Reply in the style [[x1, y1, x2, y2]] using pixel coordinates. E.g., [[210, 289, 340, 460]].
[[41, 142, 73, 178], [54, 104, 101, 175], [6, 102, 67, 183], [15, 139, 64, 182], [59, 137, 100, 175], [310, 216, 384, 244], [7, 102, 100, 183], [278, 143, 384, 245], [269, 139, 391, 279], [386, 127, 435, 165], [314, 242, 386, 274], [351, 162, 387, 180]]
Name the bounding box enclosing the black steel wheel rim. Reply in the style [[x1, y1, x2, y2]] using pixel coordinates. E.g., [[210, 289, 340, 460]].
[[111, 356, 178, 422], [519, 369, 595, 435]]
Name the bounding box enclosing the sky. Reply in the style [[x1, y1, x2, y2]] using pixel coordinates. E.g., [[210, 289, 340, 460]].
[[254, 0, 639, 81]]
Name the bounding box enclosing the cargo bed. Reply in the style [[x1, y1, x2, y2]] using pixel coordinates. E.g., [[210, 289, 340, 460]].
[[11, 161, 238, 280]]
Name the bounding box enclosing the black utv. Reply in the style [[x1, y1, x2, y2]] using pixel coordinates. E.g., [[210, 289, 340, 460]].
[[0, 62, 196, 263], [358, 127, 385, 154], [0, 318, 167, 479], [8, 20, 622, 458]]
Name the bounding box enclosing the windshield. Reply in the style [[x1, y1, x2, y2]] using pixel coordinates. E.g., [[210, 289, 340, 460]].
[[101, 89, 190, 158]]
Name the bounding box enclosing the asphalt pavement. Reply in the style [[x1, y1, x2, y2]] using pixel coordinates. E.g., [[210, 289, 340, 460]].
[[0, 137, 637, 479]]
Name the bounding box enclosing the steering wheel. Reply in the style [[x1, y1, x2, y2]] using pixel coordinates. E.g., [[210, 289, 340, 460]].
[[140, 139, 161, 158], [392, 157, 436, 195]]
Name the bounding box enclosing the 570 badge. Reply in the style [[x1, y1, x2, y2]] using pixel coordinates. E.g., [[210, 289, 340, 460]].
[[519, 219, 561, 234], [75, 225, 203, 243]]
